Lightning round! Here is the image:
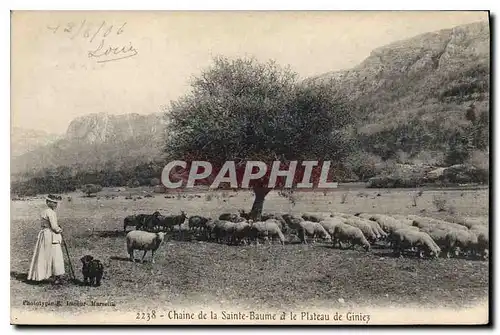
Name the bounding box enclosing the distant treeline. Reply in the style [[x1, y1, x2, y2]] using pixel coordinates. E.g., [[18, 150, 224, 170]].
[[11, 162, 165, 196]]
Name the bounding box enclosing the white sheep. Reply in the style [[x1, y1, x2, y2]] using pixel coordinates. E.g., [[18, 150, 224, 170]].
[[449, 216, 488, 229], [391, 229, 440, 258], [388, 215, 415, 226], [368, 214, 410, 234], [300, 221, 332, 243], [340, 217, 378, 243], [249, 220, 285, 245], [333, 223, 370, 251], [126, 231, 166, 264], [319, 218, 344, 236], [445, 229, 479, 257], [471, 226, 489, 259]]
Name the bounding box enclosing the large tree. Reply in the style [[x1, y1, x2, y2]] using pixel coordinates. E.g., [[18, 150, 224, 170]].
[[164, 56, 354, 219]]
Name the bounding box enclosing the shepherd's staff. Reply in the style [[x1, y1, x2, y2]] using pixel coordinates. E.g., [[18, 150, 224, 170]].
[[61, 234, 76, 280]]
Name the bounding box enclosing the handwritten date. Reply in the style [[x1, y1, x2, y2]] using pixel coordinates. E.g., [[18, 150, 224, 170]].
[[47, 20, 126, 41], [47, 20, 138, 63]]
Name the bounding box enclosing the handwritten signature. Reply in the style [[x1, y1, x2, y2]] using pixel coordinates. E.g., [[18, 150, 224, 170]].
[[88, 39, 138, 63], [47, 20, 139, 64]]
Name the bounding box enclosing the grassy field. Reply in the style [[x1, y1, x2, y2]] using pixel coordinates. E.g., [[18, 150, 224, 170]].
[[10, 186, 489, 314]]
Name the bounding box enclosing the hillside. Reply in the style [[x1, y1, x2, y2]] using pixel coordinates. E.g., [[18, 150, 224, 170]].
[[310, 21, 489, 162]]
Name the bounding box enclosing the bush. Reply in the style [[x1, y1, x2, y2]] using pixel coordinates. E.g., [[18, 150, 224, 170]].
[[82, 184, 102, 197], [150, 177, 160, 186], [432, 195, 447, 212], [367, 165, 429, 188], [344, 151, 384, 181], [442, 164, 488, 184], [127, 179, 140, 188]]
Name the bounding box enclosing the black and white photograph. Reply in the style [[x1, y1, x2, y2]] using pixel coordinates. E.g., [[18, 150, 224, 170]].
[[9, 10, 490, 325]]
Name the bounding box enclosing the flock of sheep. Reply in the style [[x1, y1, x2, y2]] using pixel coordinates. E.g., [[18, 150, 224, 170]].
[[122, 209, 489, 263]]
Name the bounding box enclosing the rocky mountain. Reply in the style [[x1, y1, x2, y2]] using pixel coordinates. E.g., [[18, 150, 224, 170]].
[[66, 112, 167, 144], [310, 20, 489, 161], [11, 127, 60, 157], [310, 20, 489, 125], [11, 113, 168, 177]]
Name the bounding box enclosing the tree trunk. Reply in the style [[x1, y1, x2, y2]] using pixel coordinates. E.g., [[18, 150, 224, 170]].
[[250, 187, 271, 221]]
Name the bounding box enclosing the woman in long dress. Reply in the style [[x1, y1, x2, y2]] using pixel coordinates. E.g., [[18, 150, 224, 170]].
[[27, 194, 65, 284]]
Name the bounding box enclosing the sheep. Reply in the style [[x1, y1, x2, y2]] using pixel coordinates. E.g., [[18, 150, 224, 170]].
[[188, 215, 211, 237], [386, 226, 419, 248], [364, 219, 388, 239], [332, 223, 370, 251], [282, 213, 303, 228], [157, 211, 187, 231], [319, 218, 344, 236], [391, 229, 440, 259], [248, 221, 285, 245], [445, 230, 478, 258], [448, 216, 488, 229], [299, 221, 332, 243], [355, 213, 408, 232], [354, 212, 376, 220], [232, 221, 251, 245], [172, 222, 191, 241], [340, 217, 378, 243], [331, 212, 354, 219], [301, 212, 332, 223], [282, 214, 306, 242], [408, 215, 468, 232], [472, 227, 489, 260], [126, 231, 166, 264], [425, 228, 452, 257], [213, 220, 237, 244], [204, 219, 217, 242], [367, 214, 411, 234], [261, 213, 288, 233], [387, 215, 415, 226], [135, 211, 162, 232], [123, 214, 138, 232]]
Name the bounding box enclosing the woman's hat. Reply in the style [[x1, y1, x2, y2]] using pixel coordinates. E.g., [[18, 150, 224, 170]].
[[45, 194, 62, 203]]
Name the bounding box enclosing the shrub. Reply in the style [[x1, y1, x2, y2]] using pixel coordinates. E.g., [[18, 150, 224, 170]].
[[344, 151, 384, 181], [432, 195, 447, 212], [82, 184, 102, 197], [150, 177, 160, 186], [127, 179, 140, 188]]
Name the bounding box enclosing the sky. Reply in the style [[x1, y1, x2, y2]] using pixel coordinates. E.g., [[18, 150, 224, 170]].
[[11, 11, 488, 135]]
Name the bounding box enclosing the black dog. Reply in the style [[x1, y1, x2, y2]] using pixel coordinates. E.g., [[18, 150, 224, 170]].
[[80, 255, 104, 287]]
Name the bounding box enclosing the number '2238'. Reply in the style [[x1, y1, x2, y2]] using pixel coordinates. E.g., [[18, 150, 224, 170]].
[[136, 310, 156, 321]]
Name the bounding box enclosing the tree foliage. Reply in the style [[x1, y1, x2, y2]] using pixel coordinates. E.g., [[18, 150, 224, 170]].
[[166, 57, 353, 164], [163, 56, 355, 218]]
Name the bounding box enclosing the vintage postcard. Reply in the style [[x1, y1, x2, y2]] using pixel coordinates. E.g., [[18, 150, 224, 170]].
[[10, 10, 490, 325]]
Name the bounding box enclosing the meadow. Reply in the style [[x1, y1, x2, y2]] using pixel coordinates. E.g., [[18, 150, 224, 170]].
[[10, 186, 489, 314]]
